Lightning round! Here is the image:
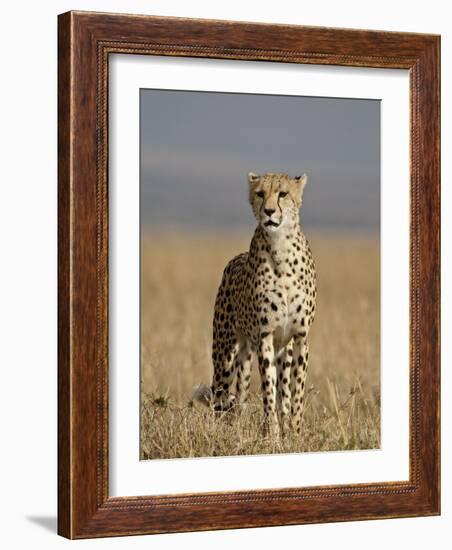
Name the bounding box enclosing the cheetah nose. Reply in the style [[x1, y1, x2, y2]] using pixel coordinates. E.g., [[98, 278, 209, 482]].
[[264, 208, 275, 216]]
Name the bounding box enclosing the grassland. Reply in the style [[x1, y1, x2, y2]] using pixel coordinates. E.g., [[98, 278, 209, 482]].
[[140, 230, 380, 460]]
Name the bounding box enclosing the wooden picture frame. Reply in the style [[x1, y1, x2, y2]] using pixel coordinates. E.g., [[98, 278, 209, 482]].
[[58, 10, 440, 539]]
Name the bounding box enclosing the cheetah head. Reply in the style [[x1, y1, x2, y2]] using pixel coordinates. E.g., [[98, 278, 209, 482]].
[[247, 172, 308, 234]]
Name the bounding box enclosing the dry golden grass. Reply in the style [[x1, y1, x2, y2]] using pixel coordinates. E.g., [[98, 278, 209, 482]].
[[140, 230, 380, 459]]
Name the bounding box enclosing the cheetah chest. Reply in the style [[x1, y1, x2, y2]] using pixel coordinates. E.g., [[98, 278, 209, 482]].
[[267, 276, 310, 350], [243, 259, 311, 350], [234, 237, 316, 350]]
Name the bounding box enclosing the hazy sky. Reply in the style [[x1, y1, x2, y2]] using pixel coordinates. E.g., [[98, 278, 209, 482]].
[[140, 89, 380, 232]]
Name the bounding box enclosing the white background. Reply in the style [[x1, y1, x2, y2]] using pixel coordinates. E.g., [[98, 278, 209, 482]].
[[0, 1, 449, 549], [110, 56, 409, 496]]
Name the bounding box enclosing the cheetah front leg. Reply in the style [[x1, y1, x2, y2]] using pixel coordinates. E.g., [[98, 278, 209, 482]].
[[277, 339, 294, 435], [291, 337, 309, 434], [258, 333, 279, 438]]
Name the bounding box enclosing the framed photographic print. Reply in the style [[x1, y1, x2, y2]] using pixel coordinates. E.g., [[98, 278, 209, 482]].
[[58, 11, 440, 538]]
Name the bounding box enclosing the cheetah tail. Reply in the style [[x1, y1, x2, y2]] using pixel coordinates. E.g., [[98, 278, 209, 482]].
[[190, 383, 212, 408]]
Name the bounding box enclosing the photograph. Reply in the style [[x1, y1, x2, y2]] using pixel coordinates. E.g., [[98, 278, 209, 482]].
[[139, 89, 381, 460]]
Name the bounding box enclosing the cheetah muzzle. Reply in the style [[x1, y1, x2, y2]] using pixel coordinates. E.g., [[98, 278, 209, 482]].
[[192, 172, 317, 438]]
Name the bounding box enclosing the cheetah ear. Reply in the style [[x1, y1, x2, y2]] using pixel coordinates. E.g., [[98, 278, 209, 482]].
[[294, 174, 308, 192], [248, 172, 260, 185]]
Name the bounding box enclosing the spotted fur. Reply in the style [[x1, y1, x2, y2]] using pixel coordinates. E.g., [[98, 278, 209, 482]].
[[198, 172, 316, 437]]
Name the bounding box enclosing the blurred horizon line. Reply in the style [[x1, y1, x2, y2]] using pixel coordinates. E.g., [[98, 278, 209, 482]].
[[141, 224, 380, 239]]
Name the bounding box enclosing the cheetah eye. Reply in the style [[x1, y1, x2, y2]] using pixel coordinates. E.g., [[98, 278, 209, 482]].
[[256, 191, 264, 198], [279, 191, 288, 198]]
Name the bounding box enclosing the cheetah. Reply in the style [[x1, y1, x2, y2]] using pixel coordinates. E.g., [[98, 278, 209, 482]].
[[194, 172, 316, 438]]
